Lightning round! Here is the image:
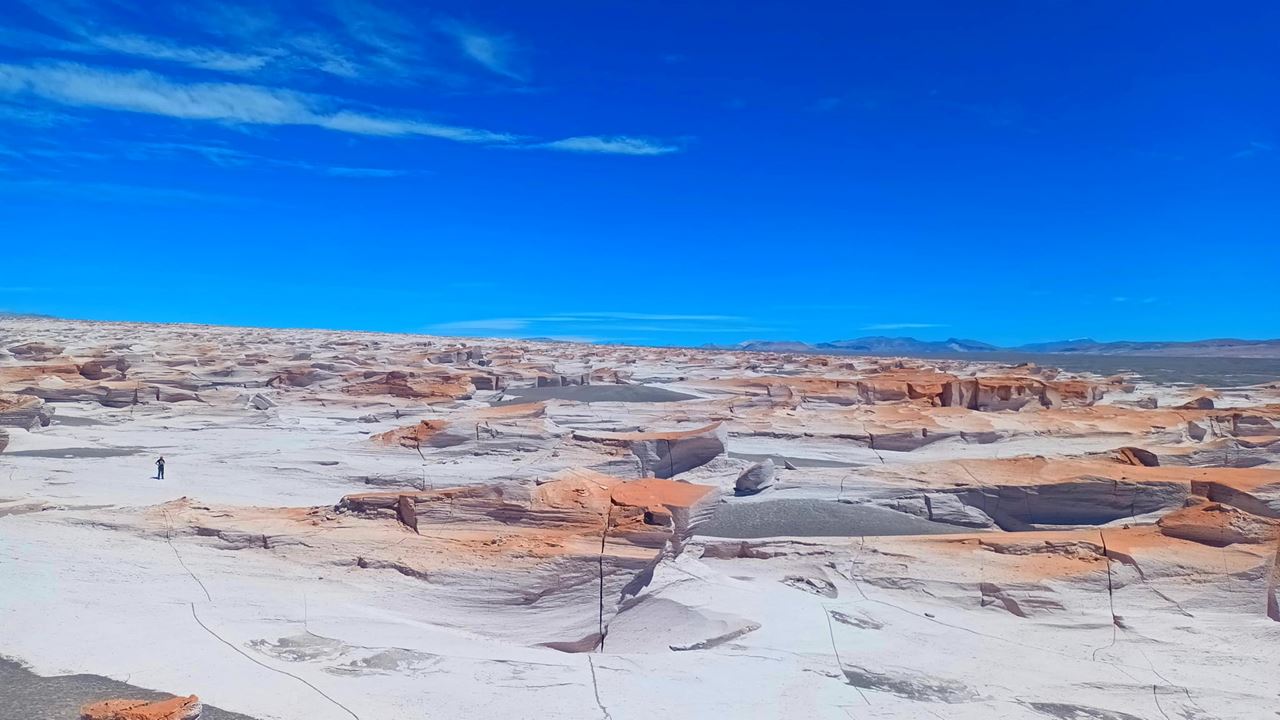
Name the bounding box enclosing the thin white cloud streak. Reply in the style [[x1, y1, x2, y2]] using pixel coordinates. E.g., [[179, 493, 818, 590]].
[[427, 313, 759, 339], [549, 312, 742, 322], [861, 323, 947, 330], [429, 318, 531, 333], [91, 34, 273, 72], [11, 0, 416, 83], [326, 0, 424, 77], [0, 62, 515, 144], [439, 20, 525, 81], [0, 61, 683, 155], [536, 136, 681, 156], [1233, 141, 1274, 159], [324, 166, 408, 178]]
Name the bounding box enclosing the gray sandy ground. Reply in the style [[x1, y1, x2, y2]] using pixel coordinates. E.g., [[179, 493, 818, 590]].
[[876, 352, 1280, 388], [2, 447, 142, 459], [696, 498, 974, 539], [0, 657, 260, 720], [492, 384, 697, 405]]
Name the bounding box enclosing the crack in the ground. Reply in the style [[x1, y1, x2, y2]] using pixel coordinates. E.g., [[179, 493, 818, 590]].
[[586, 655, 613, 720], [189, 603, 361, 720]]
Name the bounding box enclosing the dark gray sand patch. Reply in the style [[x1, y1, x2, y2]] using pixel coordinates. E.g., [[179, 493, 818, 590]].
[[0, 657, 260, 720], [864, 352, 1280, 388], [3, 447, 143, 459], [696, 498, 974, 539], [492, 384, 697, 406], [729, 451, 861, 469]]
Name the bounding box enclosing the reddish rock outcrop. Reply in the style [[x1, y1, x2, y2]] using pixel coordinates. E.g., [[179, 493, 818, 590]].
[[339, 471, 719, 549], [1158, 501, 1280, 546], [342, 370, 474, 402], [80, 695, 202, 720]]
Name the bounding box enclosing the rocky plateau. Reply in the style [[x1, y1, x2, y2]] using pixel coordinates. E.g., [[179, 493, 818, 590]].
[[1, 317, 1279, 719]]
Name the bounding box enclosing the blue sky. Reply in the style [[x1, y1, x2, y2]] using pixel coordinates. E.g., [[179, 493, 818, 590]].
[[0, 1, 1276, 346]]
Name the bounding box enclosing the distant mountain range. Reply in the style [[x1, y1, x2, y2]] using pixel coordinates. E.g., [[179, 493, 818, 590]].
[[716, 336, 1280, 359]]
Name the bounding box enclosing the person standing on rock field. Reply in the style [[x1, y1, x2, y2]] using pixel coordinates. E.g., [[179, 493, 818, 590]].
[[155, 456, 165, 479]]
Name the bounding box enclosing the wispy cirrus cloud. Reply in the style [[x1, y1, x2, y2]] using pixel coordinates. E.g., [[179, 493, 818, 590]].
[[431, 313, 740, 332], [536, 136, 681, 156], [0, 62, 515, 144], [324, 166, 409, 178], [1233, 141, 1274, 159], [438, 20, 526, 81], [0, 62, 683, 155], [10, 0, 420, 84], [549, 312, 743, 322], [429, 318, 531, 334], [90, 34, 273, 73], [1, 2, 684, 157], [427, 312, 760, 340]]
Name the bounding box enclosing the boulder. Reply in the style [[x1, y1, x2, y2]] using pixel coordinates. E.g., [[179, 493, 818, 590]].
[[1114, 446, 1160, 467], [924, 493, 996, 528], [249, 393, 276, 410], [80, 695, 202, 720], [735, 459, 776, 495]]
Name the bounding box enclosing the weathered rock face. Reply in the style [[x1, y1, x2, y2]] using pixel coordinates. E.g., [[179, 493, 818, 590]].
[[0, 392, 52, 429], [867, 458, 1196, 530], [735, 459, 776, 495], [717, 370, 1108, 411], [0, 428, 8, 453], [1191, 471, 1280, 518], [373, 404, 557, 451], [943, 376, 1105, 411], [1158, 501, 1280, 546], [80, 695, 202, 720], [342, 370, 474, 402], [339, 472, 720, 549], [573, 423, 727, 478], [7, 340, 64, 360]]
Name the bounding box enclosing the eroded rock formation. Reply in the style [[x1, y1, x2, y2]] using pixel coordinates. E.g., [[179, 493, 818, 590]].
[[0, 316, 1277, 719]]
